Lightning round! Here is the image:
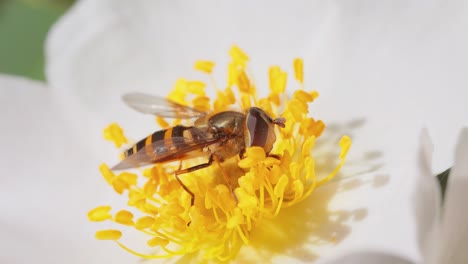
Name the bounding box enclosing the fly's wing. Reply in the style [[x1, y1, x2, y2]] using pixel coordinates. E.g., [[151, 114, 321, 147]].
[[122, 92, 207, 118], [111, 137, 220, 170]]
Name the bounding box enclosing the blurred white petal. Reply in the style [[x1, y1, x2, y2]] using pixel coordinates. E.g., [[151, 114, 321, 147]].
[[317, 128, 468, 264], [37, 0, 468, 262], [433, 129, 468, 264], [0, 75, 134, 263]]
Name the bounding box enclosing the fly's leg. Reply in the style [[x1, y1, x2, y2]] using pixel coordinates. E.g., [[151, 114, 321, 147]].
[[239, 148, 246, 159], [212, 155, 239, 204], [268, 153, 282, 160], [175, 156, 214, 206]]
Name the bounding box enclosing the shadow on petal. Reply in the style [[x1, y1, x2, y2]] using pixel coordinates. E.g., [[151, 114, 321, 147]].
[[319, 118, 387, 189], [412, 128, 440, 259], [434, 128, 468, 264], [323, 250, 414, 264], [235, 183, 359, 263], [231, 118, 382, 263]]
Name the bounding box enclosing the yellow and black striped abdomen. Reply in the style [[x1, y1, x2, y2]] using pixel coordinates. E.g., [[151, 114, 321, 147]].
[[123, 125, 195, 158]]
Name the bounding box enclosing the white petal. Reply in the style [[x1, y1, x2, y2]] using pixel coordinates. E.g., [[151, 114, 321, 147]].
[[0, 75, 133, 264], [44, 0, 468, 262], [297, 1, 468, 260], [432, 128, 468, 264], [44, 0, 337, 141]]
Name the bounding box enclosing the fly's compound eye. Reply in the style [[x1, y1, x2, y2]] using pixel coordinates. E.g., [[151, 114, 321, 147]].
[[246, 107, 280, 154]]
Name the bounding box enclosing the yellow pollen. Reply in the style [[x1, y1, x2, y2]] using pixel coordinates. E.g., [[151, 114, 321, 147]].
[[227, 62, 238, 87], [269, 65, 287, 94], [103, 123, 128, 148], [293, 89, 315, 103], [236, 188, 258, 212], [229, 45, 249, 66], [240, 94, 252, 109], [236, 70, 253, 93], [114, 210, 135, 226], [192, 95, 211, 112], [117, 172, 138, 186], [310, 90, 319, 99], [340, 135, 352, 159], [135, 216, 155, 230], [274, 175, 289, 197], [302, 136, 316, 157], [168, 78, 188, 104], [238, 172, 260, 194], [88, 206, 112, 222], [156, 116, 170, 129], [227, 208, 245, 229], [293, 58, 304, 84], [147, 237, 170, 247], [194, 60, 215, 74], [99, 163, 114, 184], [91, 46, 352, 261], [95, 229, 122, 240], [187, 81, 206, 95], [111, 178, 128, 194], [245, 146, 266, 161]]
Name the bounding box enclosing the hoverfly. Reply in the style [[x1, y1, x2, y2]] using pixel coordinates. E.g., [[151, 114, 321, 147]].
[[112, 92, 286, 205]]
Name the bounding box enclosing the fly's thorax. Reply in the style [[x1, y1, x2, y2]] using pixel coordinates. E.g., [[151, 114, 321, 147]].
[[208, 111, 246, 136], [245, 107, 277, 154], [206, 111, 246, 160], [212, 136, 245, 161]]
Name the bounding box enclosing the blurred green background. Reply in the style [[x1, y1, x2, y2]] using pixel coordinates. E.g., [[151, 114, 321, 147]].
[[0, 0, 73, 80]]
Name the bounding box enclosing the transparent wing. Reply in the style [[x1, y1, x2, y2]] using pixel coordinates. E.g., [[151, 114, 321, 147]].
[[122, 92, 207, 118], [112, 137, 220, 170]]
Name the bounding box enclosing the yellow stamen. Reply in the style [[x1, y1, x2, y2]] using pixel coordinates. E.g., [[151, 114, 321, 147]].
[[92, 46, 352, 261], [192, 95, 211, 112], [88, 206, 112, 222], [168, 79, 188, 104], [147, 237, 170, 247], [274, 175, 288, 197], [237, 70, 253, 93], [187, 81, 206, 95], [194, 60, 215, 74], [317, 135, 352, 187], [135, 216, 155, 230], [293, 89, 315, 103], [99, 163, 114, 185], [114, 210, 134, 226], [103, 123, 128, 148], [229, 45, 249, 66], [302, 136, 316, 157], [112, 178, 128, 194], [340, 135, 352, 159], [95, 229, 122, 240], [156, 116, 170, 129], [240, 94, 252, 109], [293, 58, 304, 84], [269, 65, 287, 94]]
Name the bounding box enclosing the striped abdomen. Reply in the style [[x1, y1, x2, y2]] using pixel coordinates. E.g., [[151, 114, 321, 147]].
[[123, 125, 205, 158]]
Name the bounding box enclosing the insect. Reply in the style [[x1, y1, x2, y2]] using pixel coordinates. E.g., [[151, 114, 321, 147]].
[[112, 92, 286, 205]]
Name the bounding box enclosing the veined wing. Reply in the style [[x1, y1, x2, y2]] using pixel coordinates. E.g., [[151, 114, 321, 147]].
[[112, 137, 220, 170], [122, 92, 207, 118]]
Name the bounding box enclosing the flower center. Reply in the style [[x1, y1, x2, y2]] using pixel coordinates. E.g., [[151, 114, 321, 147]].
[[90, 46, 351, 261]]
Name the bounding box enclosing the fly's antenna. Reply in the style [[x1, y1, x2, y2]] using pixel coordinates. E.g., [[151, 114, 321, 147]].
[[273, 117, 286, 128]]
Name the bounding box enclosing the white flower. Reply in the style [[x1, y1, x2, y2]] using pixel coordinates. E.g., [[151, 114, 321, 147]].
[[1, 1, 468, 263], [320, 128, 468, 264]]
